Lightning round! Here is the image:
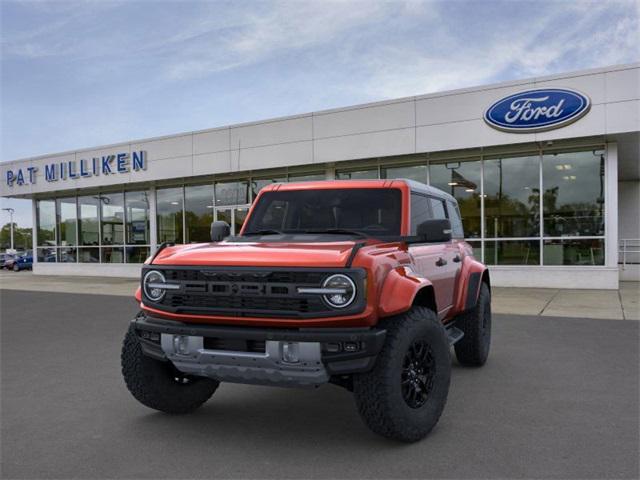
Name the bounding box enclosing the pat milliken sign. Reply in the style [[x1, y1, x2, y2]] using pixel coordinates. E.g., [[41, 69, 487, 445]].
[[5, 150, 147, 187], [484, 88, 591, 133]]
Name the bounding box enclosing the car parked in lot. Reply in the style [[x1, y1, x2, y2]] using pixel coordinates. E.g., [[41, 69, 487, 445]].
[[2, 253, 17, 270], [11, 251, 33, 271], [122, 180, 491, 442]]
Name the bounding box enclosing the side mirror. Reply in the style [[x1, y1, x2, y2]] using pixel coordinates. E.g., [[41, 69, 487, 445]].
[[210, 221, 231, 242], [416, 219, 452, 243]]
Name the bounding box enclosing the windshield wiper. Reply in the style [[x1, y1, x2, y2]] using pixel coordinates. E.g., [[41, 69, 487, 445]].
[[242, 229, 285, 236], [302, 228, 368, 238]]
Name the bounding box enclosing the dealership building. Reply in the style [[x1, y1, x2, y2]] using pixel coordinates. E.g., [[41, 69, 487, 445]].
[[1, 63, 638, 288]]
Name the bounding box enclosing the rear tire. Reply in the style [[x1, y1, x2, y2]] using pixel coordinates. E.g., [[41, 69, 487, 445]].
[[454, 282, 491, 366], [121, 326, 219, 414], [353, 306, 451, 442]]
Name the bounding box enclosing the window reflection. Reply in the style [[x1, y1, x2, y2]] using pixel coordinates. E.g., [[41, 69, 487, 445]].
[[56, 198, 77, 246], [157, 187, 184, 244], [125, 191, 150, 245], [336, 169, 378, 180], [37, 200, 56, 246], [288, 172, 325, 182], [383, 164, 428, 184], [484, 155, 540, 238], [185, 184, 214, 243], [252, 177, 286, 199], [543, 239, 604, 265], [485, 240, 540, 265], [215, 181, 249, 206], [100, 193, 124, 245], [543, 151, 605, 237], [78, 196, 100, 246], [430, 160, 481, 238]]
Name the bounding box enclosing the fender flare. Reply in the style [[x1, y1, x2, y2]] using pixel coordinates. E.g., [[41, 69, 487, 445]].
[[377, 266, 437, 318], [455, 260, 490, 311]]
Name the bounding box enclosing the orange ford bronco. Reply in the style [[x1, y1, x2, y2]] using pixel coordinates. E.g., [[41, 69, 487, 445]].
[[122, 179, 491, 442]]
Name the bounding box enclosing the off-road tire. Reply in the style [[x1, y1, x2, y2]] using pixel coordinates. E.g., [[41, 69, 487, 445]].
[[121, 325, 219, 414], [454, 282, 491, 366], [353, 306, 451, 442]]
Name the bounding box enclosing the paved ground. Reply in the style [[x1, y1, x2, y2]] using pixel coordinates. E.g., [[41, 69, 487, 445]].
[[2, 270, 638, 320], [1, 290, 638, 479]]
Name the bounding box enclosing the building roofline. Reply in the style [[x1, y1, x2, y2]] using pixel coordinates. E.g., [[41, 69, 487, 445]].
[[3, 62, 639, 165]]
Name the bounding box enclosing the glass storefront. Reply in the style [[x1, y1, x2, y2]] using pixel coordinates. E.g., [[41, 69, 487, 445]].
[[156, 187, 183, 244], [429, 159, 482, 238], [32, 146, 607, 266], [185, 184, 214, 243]]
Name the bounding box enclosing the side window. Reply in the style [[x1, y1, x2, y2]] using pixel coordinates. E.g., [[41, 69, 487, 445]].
[[429, 198, 447, 220], [447, 200, 465, 238], [410, 194, 431, 234]]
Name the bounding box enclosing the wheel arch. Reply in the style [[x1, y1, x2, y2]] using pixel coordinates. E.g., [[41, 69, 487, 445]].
[[378, 266, 438, 318]]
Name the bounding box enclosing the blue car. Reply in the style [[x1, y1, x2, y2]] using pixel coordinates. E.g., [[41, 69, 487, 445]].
[[13, 252, 33, 271]]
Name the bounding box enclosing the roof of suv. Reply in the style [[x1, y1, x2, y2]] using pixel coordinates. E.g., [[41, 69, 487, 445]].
[[259, 179, 458, 205]]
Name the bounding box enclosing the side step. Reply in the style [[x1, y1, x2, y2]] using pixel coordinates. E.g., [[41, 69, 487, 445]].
[[446, 327, 464, 346]]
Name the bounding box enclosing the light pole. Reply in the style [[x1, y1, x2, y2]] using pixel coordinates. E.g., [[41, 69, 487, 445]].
[[2, 207, 15, 251]]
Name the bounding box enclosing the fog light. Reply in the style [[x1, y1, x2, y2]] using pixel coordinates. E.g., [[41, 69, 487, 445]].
[[282, 342, 300, 363], [343, 342, 359, 353], [173, 335, 190, 355]]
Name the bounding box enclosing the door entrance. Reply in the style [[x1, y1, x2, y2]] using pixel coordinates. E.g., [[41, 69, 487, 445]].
[[214, 205, 250, 235]]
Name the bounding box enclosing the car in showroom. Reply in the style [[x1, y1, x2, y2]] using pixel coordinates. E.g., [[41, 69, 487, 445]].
[[121, 179, 491, 442]]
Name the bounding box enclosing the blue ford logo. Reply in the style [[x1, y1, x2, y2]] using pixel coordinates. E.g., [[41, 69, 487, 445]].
[[484, 88, 591, 133]]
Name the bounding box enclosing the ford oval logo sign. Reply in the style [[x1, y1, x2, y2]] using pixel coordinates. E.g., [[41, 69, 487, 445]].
[[484, 88, 591, 133]]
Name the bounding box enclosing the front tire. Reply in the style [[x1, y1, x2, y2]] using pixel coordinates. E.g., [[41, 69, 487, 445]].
[[121, 326, 219, 414], [353, 306, 451, 442], [12, 263, 19, 272], [454, 282, 491, 366]]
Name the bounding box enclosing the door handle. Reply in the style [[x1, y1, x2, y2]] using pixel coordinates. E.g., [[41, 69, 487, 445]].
[[435, 257, 447, 267], [453, 255, 461, 263]]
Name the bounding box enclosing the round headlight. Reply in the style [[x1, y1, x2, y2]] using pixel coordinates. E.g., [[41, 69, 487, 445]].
[[143, 270, 166, 302], [322, 274, 356, 308]]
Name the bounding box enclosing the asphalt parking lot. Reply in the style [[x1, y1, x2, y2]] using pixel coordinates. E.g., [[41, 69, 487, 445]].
[[1, 289, 638, 479]]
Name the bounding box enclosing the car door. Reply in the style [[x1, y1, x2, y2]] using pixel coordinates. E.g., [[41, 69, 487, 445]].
[[408, 193, 456, 316]]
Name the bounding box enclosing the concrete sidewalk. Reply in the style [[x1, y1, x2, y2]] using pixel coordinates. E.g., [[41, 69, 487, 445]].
[[1, 270, 638, 320]]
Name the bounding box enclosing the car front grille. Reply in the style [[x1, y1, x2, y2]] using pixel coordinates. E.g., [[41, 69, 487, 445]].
[[144, 267, 366, 319]]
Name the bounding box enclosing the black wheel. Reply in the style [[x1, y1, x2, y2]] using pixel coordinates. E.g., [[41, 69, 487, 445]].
[[454, 282, 491, 366], [12, 264, 19, 272], [121, 325, 219, 414], [353, 306, 451, 442]]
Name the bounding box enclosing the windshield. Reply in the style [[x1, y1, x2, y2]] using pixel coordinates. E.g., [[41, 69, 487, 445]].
[[243, 188, 402, 237]]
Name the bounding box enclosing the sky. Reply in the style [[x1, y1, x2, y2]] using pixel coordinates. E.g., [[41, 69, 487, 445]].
[[1, 0, 639, 228]]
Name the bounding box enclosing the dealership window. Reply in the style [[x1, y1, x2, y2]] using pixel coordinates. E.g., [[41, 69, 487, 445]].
[[56, 197, 77, 246], [542, 150, 605, 237], [383, 164, 428, 184], [124, 190, 151, 262], [252, 177, 286, 199], [543, 238, 604, 266], [215, 180, 249, 206], [100, 193, 124, 246], [185, 184, 214, 243], [429, 159, 481, 238], [36, 200, 56, 246], [56, 197, 77, 263], [336, 168, 378, 180], [288, 172, 325, 182], [484, 155, 540, 238], [36, 200, 56, 262], [485, 240, 541, 266], [77, 196, 100, 246], [157, 187, 184, 244], [77, 195, 100, 263]]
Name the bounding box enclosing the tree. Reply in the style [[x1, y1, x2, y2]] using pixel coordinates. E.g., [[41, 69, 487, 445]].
[[0, 223, 32, 251]]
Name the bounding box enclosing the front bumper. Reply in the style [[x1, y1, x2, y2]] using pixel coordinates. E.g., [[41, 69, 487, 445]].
[[132, 313, 386, 388]]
